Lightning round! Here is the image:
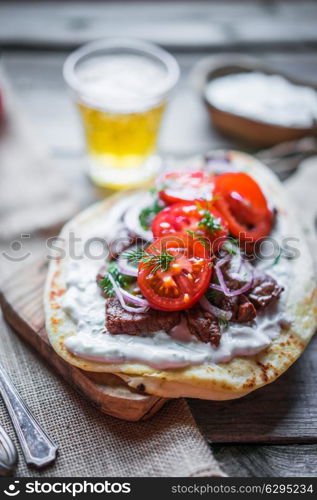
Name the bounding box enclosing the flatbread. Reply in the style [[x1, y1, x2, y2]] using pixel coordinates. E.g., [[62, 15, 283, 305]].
[[44, 152, 317, 400]]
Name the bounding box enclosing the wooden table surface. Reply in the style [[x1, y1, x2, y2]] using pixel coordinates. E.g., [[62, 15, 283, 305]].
[[1, 1, 317, 477]]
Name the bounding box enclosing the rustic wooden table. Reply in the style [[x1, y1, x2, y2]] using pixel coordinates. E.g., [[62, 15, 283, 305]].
[[1, 1, 317, 476]]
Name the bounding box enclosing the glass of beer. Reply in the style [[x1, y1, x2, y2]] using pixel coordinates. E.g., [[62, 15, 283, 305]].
[[63, 39, 179, 189]]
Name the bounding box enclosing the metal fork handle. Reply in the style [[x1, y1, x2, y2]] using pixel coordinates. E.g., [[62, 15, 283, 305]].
[[0, 364, 58, 468]]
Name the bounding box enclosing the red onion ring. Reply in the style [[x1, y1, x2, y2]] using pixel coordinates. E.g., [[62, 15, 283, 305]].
[[123, 197, 153, 241], [107, 273, 149, 313], [117, 255, 138, 277], [210, 255, 253, 297], [199, 296, 232, 321]]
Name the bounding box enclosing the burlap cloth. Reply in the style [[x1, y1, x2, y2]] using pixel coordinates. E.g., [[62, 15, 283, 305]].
[[0, 76, 225, 477]]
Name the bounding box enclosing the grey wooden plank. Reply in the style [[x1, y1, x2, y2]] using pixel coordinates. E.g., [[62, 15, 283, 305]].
[[189, 334, 317, 444], [0, 50, 226, 155], [3, 50, 317, 157], [214, 444, 317, 477], [1, 1, 317, 49], [0, 1, 228, 49]]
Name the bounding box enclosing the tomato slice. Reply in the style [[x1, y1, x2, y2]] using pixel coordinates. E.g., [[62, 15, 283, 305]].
[[137, 233, 212, 311], [158, 170, 215, 204], [151, 201, 228, 254], [214, 172, 273, 243]]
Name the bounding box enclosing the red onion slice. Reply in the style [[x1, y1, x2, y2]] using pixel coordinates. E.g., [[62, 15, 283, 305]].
[[123, 194, 154, 241], [200, 296, 232, 321], [117, 255, 138, 277], [211, 255, 254, 297], [107, 273, 149, 313]]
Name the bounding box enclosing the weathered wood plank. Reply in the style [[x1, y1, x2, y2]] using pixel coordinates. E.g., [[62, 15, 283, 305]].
[[1, 50, 224, 156], [3, 50, 317, 157], [1, 2, 317, 49], [214, 444, 317, 477], [190, 334, 317, 443]]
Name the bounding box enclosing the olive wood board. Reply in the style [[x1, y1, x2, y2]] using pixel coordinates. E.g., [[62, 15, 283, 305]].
[[0, 261, 166, 422]]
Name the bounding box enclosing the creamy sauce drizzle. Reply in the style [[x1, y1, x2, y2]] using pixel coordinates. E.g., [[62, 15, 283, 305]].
[[62, 186, 293, 370]]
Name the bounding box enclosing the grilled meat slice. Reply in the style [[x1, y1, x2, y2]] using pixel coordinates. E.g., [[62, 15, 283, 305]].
[[216, 294, 239, 316], [248, 271, 284, 308], [222, 254, 252, 291], [185, 303, 221, 347], [236, 294, 257, 322], [213, 293, 256, 323], [106, 298, 181, 335]]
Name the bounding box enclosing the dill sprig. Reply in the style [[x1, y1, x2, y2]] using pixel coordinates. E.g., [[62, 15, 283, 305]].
[[204, 288, 222, 303], [123, 248, 146, 264], [265, 248, 282, 269], [123, 247, 174, 274], [98, 263, 134, 297], [195, 201, 223, 234], [218, 317, 229, 329], [198, 210, 223, 233]]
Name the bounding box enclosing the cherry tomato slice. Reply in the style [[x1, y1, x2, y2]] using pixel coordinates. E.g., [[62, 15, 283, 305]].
[[158, 170, 215, 205], [214, 172, 273, 243], [138, 233, 212, 311], [151, 201, 228, 254]]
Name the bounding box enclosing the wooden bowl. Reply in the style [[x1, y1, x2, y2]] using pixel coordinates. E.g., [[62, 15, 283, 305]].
[[195, 55, 317, 148]]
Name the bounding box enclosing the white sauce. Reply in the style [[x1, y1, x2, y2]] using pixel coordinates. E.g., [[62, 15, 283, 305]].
[[205, 72, 317, 128], [62, 189, 293, 370]]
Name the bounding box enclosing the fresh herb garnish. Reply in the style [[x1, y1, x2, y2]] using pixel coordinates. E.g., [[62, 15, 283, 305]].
[[139, 198, 164, 230], [197, 208, 223, 234], [205, 288, 222, 303], [99, 263, 134, 297], [123, 247, 174, 274], [218, 317, 229, 329], [265, 249, 282, 269], [123, 248, 146, 266]]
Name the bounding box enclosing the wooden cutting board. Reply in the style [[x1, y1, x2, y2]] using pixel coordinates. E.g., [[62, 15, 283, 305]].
[[0, 261, 166, 421]]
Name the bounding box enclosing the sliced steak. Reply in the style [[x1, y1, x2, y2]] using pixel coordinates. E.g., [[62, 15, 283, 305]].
[[222, 253, 253, 291], [236, 294, 257, 322], [216, 294, 239, 316], [213, 293, 256, 323], [106, 298, 180, 335], [185, 304, 221, 347], [247, 271, 284, 308]]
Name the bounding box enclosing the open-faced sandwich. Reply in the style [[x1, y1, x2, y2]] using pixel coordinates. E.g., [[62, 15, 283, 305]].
[[45, 151, 317, 400]]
